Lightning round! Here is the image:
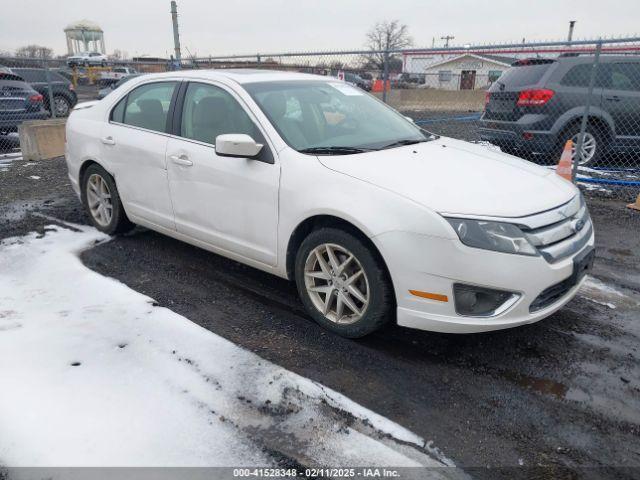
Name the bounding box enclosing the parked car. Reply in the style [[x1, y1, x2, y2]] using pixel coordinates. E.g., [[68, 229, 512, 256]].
[[11, 68, 78, 117], [51, 68, 74, 83], [67, 52, 109, 67], [0, 72, 48, 135], [344, 72, 370, 91], [99, 67, 138, 86], [97, 74, 141, 99], [65, 70, 594, 338], [480, 55, 640, 166]]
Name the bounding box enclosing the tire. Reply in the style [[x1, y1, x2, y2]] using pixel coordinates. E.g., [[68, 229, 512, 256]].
[[81, 164, 134, 235], [558, 123, 607, 167], [295, 227, 394, 338], [53, 95, 71, 117]]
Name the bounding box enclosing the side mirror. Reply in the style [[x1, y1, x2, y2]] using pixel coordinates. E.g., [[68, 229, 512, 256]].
[[215, 134, 263, 159]]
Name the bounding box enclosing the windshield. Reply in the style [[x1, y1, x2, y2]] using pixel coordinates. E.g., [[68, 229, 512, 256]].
[[244, 80, 436, 153]]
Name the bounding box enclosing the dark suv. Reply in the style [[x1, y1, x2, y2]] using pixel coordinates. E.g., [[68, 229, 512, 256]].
[[0, 72, 48, 136], [480, 55, 640, 166], [11, 68, 78, 117]]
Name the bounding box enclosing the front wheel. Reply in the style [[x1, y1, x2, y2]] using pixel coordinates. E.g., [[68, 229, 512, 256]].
[[295, 228, 394, 338], [81, 164, 134, 234]]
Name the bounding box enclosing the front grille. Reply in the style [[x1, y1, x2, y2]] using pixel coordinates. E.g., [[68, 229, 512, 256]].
[[529, 275, 575, 312], [520, 195, 592, 263]]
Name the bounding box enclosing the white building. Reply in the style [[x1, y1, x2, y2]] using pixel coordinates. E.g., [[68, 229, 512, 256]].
[[402, 53, 518, 90]]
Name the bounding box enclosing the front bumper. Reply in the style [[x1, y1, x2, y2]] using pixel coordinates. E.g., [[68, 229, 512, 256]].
[[373, 229, 595, 334]]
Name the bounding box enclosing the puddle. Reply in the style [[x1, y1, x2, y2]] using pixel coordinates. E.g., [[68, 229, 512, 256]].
[[499, 370, 568, 399]]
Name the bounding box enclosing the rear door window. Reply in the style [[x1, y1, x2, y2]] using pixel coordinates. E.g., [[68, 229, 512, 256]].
[[112, 81, 177, 133], [605, 63, 640, 91]]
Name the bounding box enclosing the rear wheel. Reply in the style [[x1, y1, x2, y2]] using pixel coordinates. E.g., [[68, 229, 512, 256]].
[[559, 123, 607, 167], [81, 164, 134, 234], [295, 228, 393, 338], [53, 95, 71, 117]]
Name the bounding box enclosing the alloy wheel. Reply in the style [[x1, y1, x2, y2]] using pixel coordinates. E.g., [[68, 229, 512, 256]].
[[86, 173, 113, 227], [570, 131, 597, 165], [303, 243, 370, 324], [54, 97, 69, 117]]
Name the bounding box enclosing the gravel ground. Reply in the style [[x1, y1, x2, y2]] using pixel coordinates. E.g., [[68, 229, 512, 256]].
[[1, 155, 639, 479]]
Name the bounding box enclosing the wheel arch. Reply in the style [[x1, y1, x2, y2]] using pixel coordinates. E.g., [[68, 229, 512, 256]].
[[78, 159, 101, 184], [285, 214, 394, 299], [554, 109, 615, 142]]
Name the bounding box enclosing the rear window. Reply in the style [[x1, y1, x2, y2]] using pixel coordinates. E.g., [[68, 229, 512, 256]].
[[12, 69, 67, 84], [495, 63, 553, 88], [0, 73, 24, 82], [13, 69, 46, 82]]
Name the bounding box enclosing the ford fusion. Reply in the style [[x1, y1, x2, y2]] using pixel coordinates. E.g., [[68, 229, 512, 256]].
[[65, 70, 594, 338]]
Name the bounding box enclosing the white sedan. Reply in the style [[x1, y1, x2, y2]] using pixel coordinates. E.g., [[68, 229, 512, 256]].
[[65, 70, 595, 338]]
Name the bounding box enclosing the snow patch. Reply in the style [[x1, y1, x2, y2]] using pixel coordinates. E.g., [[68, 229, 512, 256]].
[[0, 225, 455, 471], [581, 276, 626, 298], [0, 152, 22, 171]]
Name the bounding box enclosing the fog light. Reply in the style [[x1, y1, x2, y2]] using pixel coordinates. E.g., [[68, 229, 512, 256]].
[[453, 283, 519, 317]]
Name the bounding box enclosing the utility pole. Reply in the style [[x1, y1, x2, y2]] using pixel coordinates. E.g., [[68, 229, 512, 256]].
[[567, 20, 576, 43], [170, 1, 182, 64], [441, 35, 455, 48]]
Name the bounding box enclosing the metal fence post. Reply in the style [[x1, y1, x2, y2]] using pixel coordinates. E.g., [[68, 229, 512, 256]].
[[382, 49, 390, 104], [42, 57, 56, 118], [571, 41, 602, 182]]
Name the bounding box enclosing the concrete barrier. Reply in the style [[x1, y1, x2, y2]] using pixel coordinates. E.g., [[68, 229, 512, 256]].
[[374, 89, 486, 112], [18, 118, 66, 161]]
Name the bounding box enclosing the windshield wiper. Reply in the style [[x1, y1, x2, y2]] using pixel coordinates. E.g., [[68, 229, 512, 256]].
[[378, 139, 428, 150], [299, 146, 372, 155]]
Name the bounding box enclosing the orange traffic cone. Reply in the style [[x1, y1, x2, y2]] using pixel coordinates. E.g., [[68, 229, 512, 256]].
[[556, 139, 574, 182], [627, 193, 640, 211]]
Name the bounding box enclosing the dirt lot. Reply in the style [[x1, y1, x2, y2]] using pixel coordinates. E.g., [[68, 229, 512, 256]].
[[1, 155, 639, 479]]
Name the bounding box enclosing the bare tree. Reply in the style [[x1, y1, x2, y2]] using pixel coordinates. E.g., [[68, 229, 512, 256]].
[[15, 45, 53, 59], [364, 20, 413, 71]]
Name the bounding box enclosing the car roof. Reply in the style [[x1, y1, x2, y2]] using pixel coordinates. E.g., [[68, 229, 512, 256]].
[[134, 68, 333, 85], [557, 54, 640, 64]]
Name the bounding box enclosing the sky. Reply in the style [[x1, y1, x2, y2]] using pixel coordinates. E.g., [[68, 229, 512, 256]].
[[1, 0, 639, 58]]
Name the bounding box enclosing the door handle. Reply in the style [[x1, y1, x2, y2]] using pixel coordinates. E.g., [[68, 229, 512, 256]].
[[101, 136, 116, 145], [169, 154, 193, 167], [605, 96, 621, 102]]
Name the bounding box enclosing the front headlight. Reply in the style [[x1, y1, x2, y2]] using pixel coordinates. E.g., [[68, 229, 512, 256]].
[[445, 217, 538, 256]]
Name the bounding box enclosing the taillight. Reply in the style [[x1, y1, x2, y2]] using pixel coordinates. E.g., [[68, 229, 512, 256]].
[[29, 94, 43, 103], [517, 89, 554, 106], [484, 91, 491, 107]]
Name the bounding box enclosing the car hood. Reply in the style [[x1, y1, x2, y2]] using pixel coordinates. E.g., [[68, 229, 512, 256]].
[[318, 137, 577, 218]]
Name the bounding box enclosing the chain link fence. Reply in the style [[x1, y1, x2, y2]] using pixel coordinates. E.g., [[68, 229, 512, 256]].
[[2, 37, 640, 204]]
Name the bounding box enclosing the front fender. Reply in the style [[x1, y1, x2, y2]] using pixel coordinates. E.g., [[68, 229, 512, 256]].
[[276, 152, 456, 275]]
